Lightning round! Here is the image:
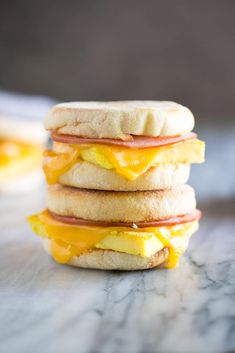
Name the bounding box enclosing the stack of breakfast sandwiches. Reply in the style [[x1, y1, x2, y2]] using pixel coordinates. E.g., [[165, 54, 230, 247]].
[[28, 101, 205, 270]]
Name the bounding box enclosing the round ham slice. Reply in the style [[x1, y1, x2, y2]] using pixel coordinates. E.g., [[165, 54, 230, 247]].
[[49, 209, 201, 228], [51, 131, 197, 149]]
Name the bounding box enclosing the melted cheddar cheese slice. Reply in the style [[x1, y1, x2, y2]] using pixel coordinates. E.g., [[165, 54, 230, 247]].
[[43, 139, 205, 183], [0, 139, 43, 182], [28, 210, 199, 268]]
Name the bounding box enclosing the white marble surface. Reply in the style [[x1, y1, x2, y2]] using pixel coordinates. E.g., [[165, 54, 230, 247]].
[[0, 126, 235, 353]]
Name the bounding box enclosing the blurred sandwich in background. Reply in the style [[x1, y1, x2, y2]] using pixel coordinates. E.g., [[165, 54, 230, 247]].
[[0, 91, 54, 193]]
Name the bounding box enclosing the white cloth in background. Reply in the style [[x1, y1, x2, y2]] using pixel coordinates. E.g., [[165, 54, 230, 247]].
[[0, 90, 56, 143], [0, 90, 56, 120]]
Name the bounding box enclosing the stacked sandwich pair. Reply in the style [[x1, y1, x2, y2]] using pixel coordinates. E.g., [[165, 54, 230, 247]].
[[28, 101, 205, 270]]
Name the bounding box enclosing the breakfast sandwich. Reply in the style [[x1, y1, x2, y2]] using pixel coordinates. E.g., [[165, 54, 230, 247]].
[[0, 116, 47, 193], [28, 101, 205, 270]]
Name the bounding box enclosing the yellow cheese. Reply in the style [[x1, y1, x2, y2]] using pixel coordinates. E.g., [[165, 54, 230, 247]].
[[28, 210, 199, 268], [44, 139, 205, 183], [43, 146, 80, 185], [0, 139, 43, 182], [96, 231, 164, 257]]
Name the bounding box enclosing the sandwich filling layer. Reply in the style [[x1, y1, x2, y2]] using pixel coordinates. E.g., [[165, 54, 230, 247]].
[[44, 135, 205, 183], [28, 210, 200, 268]]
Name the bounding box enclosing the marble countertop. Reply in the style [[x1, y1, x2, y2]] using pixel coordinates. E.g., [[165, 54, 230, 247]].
[[0, 126, 235, 353]]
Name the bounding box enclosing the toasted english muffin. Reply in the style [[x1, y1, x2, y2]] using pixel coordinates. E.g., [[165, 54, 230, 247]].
[[45, 101, 194, 139], [46, 184, 196, 223], [58, 161, 190, 191], [42, 238, 169, 270]]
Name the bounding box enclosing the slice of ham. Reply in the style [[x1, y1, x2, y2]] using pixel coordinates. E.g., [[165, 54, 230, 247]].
[[49, 209, 201, 228], [51, 131, 197, 149]]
